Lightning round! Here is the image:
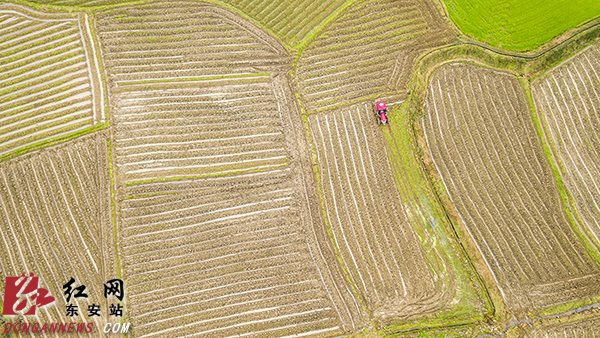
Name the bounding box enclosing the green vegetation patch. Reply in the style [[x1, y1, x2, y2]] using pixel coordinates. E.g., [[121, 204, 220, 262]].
[[443, 0, 600, 51]]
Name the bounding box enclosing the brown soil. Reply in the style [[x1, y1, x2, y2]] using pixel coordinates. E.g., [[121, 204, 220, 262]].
[[308, 103, 446, 320], [98, 2, 354, 336], [296, 0, 455, 112], [423, 62, 600, 313], [0, 132, 117, 332], [532, 43, 600, 255]]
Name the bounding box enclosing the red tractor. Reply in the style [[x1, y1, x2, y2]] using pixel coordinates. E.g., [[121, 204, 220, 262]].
[[375, 101, 388, 125]]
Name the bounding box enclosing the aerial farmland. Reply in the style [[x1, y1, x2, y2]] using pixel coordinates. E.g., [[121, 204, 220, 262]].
[[1, 0, 600, 337]]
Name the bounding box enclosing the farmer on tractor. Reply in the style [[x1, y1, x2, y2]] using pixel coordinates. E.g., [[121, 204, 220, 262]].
[[375, 101, 388, 125]]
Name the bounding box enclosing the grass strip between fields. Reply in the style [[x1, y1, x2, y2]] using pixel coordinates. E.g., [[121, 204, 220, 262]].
[[383, 104, 491, 333]]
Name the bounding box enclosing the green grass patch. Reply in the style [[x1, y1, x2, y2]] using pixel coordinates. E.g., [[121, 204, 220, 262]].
[[537, 295, 600, 318], [443, 0, 600, 51], [382, 102, 489, 331]]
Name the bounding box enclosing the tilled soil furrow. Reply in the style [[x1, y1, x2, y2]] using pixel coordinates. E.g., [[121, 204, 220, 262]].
[[140, 304, 337, 338], [528, 316, 600, 338], [99, 2, 347, 335], [122, 168, 291, 202], [425, 62, 600, 311], [129, 263, 322, 318], [532, 45, 600, 260], [126, 248, 308, 302], [447, 68, 547, 281], [297, 0, 450, 110], [121, 176, 292, 216], [0, 132, 113, 327], [310, 105, 442, 316], [124, 216, 294, 261], [125, 240, 307, 287], [121, 195, 294, 239], [482, 75, 583, 276]]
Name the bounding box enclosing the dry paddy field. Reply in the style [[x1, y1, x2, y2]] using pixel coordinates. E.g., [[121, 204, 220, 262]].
[[309, 104, 448, 319], [423, 63, 600, 312], [527, 317, 600, 337], [0, 3, 104, 161], [0, 132, 115, 334], [98, 2, 358, 336], [532, 42, 600, 253], [297, 0, 453, 112], [28, 0, 348, 46]]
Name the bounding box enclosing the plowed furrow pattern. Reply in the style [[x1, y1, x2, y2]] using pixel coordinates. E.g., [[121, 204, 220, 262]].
[[0, 133, 115, 334], [96, 1, 289, 87], [100, 2, 345, 336], [121, 175, 341, 338], [297, 0, 451, 112], [424, 63, 600, 311], [0, 5, 102, 159], [309, 105, 440, 316], [532, 43, 600, 252], [40, 0, 348, 46], [110, 77, 289, 183]]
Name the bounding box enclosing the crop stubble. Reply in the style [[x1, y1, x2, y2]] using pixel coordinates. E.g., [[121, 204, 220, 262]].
[[98, 2, 355, 336], [297, 0, 453, 112], [309, 104, 448, 320], [0, 4, 104, 159], [532, 43, 600, 254], [25, 0, 349, 47], [423, 63, 600, 311], [0, 132, 116, 335]]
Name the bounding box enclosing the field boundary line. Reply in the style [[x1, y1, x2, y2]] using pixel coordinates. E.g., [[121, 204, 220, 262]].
[[523, 78, 600, 263], [77, 12, 98, 124], [0, 2, 78, 21], [273, 73, 361, 331], [83, 13, 105, 122]]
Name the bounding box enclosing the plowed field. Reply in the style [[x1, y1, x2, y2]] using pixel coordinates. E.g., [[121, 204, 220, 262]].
[[0, 4, 103, 160], [297, 0, 452, 112], [309, 104, 445, 318], [423, 63, 600, 311], [0, 132, 115, 332], [27, 0, 349, 46], [98, 2, 353, 336], [532, 43, 600, 252]]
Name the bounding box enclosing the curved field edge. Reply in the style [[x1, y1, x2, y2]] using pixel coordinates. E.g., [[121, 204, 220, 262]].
[[402, 25, 600, 329], [297, 106, 488, 334], [8, 0, 360, 53], [440, 0, 600, 52], [380, 103, 489, 334], [293, 78, 488, 334]]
